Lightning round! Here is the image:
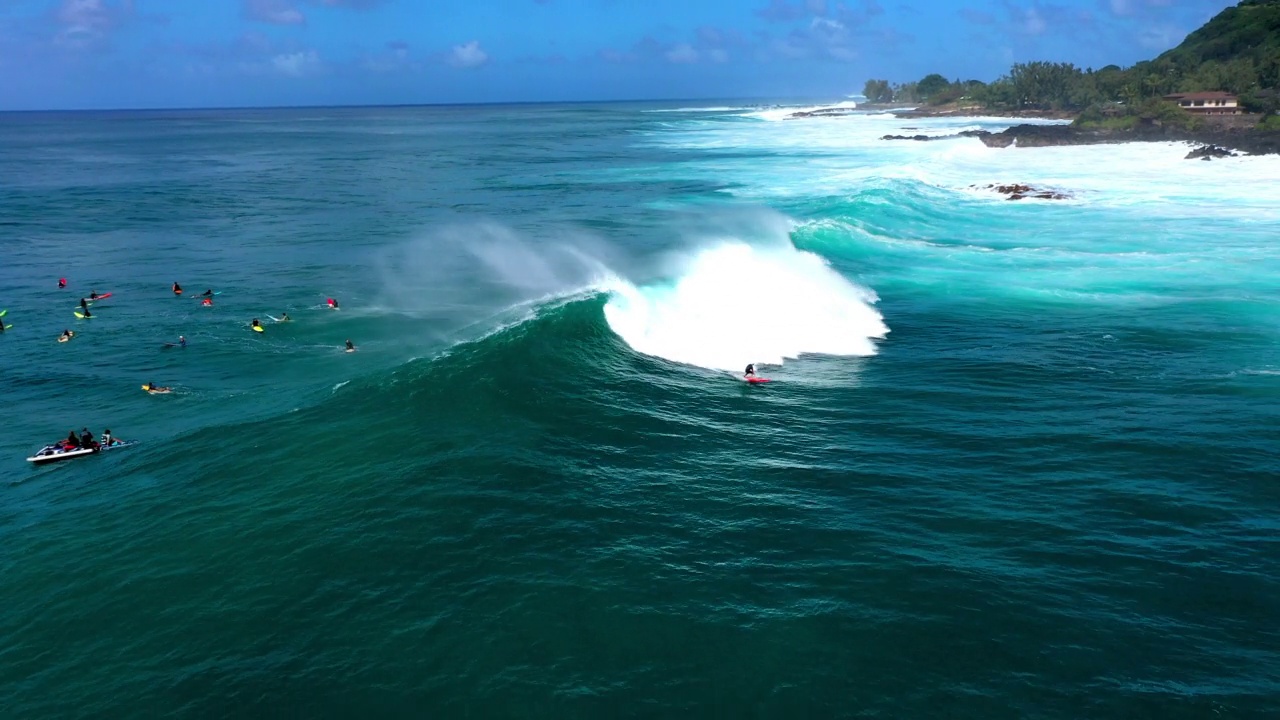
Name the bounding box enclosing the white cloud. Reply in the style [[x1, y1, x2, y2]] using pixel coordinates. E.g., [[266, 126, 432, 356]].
[[54, 0, 125, 49], [665, 43, 698, 64], [272, 49, 321, 76], [448, 40, 488, 68], [1021, 7, 1047, 35], [244, 0, 306, 25], [811, 16, 845, 32], [58, 0, 112, 31]]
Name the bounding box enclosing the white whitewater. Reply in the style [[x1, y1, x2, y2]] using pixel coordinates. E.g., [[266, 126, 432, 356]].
[[603, 242, 887, 372]]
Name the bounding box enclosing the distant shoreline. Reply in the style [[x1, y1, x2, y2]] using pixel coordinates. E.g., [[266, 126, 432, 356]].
[[862, 102, 1280, 157], [858, 102, 1077, 121]]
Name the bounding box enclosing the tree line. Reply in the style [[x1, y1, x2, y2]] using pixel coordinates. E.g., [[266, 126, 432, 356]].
[[864, 57, 1279, 116]]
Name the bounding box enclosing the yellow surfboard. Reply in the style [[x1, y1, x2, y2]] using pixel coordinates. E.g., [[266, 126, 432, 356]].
[[252, 325, 264, 333]]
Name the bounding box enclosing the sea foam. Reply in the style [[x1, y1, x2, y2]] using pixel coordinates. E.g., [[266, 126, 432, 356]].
[[603, 241, 887, 372]]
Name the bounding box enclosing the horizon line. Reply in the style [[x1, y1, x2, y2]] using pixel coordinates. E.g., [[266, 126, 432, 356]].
[[0, 94, 855, 115]]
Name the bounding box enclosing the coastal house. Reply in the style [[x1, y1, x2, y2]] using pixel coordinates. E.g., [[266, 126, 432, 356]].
[[1163, 91, 1241, 115]]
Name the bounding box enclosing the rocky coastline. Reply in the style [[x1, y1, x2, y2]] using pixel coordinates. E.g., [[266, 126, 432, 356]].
[[861, 100, 1280, 156], [972, 123, 1280, 157], [880, 120, 1280, 157]]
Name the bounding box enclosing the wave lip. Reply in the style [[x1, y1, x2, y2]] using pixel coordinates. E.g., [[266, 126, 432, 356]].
[[603, 242, 888, 372]]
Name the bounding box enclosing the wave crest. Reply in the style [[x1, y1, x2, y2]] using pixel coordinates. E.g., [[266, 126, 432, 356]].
[[603, 242, 888, 371]]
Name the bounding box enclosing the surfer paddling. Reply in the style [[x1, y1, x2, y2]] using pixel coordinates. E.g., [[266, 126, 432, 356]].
[[345, 339, 356, 353], [327, 297, 339, 310], [172, 282, 182, 296], [744, 364, 756, 378]]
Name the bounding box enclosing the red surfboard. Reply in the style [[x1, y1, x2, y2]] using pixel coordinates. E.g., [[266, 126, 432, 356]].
[[87, 293, 112, 301], [746, 377, 771, 384]]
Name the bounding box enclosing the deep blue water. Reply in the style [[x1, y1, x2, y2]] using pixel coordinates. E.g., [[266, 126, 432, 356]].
[[1, 102, 1278, 718]]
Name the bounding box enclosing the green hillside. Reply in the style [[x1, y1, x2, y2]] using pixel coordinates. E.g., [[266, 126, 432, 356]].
[[1159, 0, 1280, 70], [865, 0, 1280, 119], [1146, 0, 1280, 97]]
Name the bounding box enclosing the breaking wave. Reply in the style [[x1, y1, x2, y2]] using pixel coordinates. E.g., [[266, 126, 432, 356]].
[[603, 241, 887, 372]]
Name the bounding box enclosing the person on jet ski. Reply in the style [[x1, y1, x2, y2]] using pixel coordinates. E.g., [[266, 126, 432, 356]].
[[66, 430, 80, 449], [80, 428, 95, 449], [744, 364, 756, 378]]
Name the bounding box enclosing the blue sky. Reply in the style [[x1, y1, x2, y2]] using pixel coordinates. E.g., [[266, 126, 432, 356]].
[[0, 0, 1238, 109]]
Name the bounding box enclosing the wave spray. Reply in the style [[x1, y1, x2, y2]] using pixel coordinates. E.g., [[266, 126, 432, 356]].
[[604, 241, 888, 371]]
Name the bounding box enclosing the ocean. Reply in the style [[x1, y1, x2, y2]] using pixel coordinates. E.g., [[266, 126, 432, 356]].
[[1, 102, 1278, 718]]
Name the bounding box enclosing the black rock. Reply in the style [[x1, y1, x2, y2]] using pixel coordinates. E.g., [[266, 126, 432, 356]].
[[1185, 144, 1236, 160], [970, 183, 1071, 201]]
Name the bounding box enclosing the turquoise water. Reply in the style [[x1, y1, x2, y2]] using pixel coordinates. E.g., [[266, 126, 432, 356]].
[[2, 103, 1279, 717]]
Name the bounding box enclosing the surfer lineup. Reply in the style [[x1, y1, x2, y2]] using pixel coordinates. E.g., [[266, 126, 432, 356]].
[[14, 278, 361, 464], [17, 275, 769, 464]]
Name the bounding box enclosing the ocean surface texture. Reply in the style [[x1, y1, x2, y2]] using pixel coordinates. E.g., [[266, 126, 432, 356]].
[[2, 103, 1278, 718]]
